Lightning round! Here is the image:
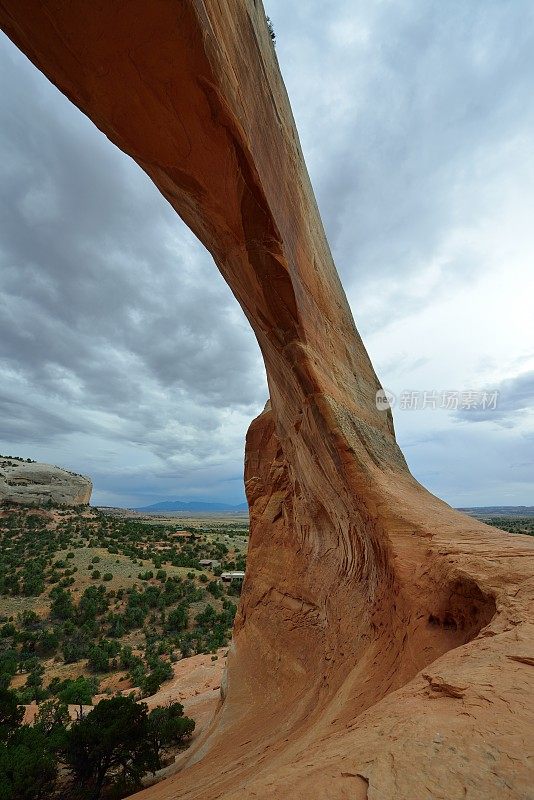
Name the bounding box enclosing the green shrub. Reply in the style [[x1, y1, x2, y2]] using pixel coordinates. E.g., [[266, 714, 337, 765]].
[[148, 702, 195, 753], [65, 696, 159, 799], [50, 587, 74, 621], [87, 645, 109, 673], [166, 605, 188, 633], [57, 676, 97, 718], [0, 725, 58, 800], [141, 660, 173, 697]]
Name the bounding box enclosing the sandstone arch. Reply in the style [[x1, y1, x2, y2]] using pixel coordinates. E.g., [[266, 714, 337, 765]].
[[1, 2, 532, 798]]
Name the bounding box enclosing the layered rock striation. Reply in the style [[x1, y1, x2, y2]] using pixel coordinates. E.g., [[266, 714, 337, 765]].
[[0, 2, 532, 798], [0, 456, 92, 506]]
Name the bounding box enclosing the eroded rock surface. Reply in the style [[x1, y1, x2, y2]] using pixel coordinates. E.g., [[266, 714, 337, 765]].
[[0, 2, 532, 798], [0, 457, 92, 506]]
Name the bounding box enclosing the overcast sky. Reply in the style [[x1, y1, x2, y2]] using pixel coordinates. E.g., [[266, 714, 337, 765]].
[[1, 0, 533, 508]]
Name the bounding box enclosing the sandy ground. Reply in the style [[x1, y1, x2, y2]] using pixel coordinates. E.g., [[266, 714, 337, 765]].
[[142, 650, 226, 737]]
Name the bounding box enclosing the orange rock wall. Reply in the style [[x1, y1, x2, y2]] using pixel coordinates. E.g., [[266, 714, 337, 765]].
[[1, 2, 532, 797]]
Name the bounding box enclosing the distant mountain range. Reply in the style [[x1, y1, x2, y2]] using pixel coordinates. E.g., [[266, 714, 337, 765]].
[[134, 499, 248, 513]]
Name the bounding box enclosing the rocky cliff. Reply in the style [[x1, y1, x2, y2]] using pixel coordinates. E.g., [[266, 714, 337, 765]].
[[0, 2, 532, 798], [0, 456, 92, 506]]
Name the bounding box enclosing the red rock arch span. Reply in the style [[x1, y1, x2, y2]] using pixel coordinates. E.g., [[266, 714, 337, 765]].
[[1, 2, 532, 798]]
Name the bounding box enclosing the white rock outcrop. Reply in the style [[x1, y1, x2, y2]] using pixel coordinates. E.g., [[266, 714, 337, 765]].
[[0, 457, 92, 506]]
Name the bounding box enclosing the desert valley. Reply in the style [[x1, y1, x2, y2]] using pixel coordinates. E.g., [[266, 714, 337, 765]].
[[1, 456, 532, 798], [0, 2, 533, 799], [0, 457, 248, 797]]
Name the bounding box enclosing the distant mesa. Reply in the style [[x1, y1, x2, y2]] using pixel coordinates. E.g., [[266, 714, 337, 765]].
[[134, 499, 248, 513], [0, 455, 92, 507]]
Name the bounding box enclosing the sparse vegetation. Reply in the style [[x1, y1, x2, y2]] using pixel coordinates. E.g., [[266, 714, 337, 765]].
[[266, 15, 276, 44], [484, 516, 534, 537], [0, 687, 194, 799], [0, 504, 247, 797], [0, 455, 35, 464], [0, 505, 246, 690], [0, 504, 246, 691]]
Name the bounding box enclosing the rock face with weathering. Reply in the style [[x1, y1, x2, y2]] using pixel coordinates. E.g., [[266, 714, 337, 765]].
[[0, 2, 532, 798], [0, 457, 92, 506]]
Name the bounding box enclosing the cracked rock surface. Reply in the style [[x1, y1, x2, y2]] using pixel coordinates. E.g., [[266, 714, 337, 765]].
[[0, 2, 532, 798]]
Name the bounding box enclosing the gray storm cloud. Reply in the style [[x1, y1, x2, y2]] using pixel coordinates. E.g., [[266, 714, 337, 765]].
[[1, 0, 533, 506]]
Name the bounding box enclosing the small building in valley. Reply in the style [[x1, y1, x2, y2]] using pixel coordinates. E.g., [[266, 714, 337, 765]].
[[220, 570, 245, 583], [199, 559, 220, 568]]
